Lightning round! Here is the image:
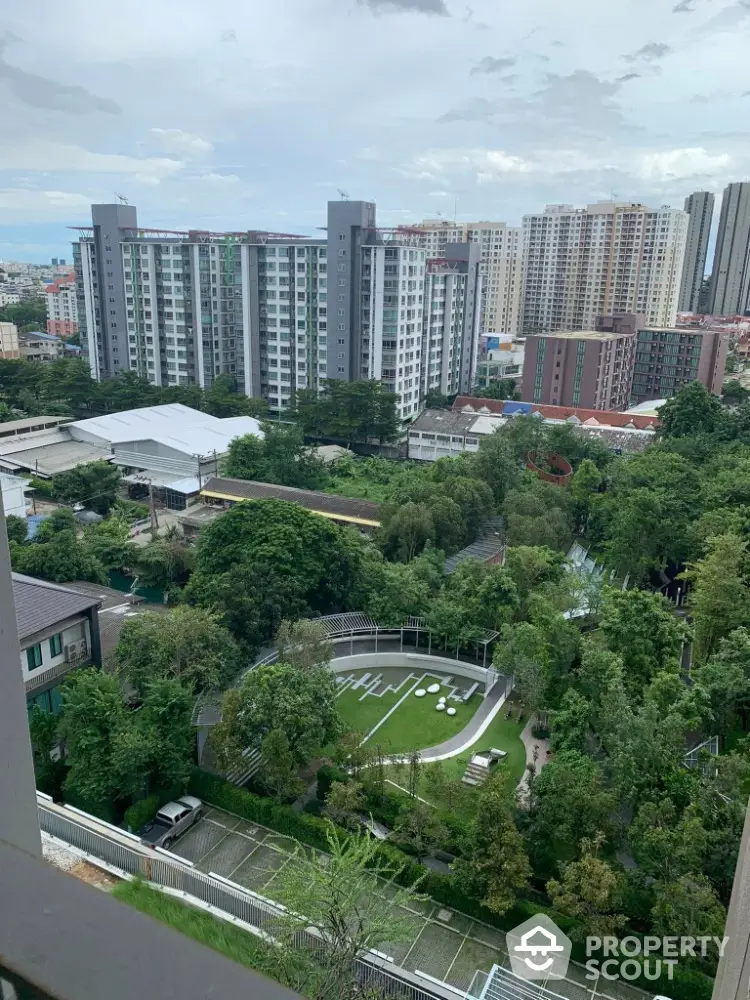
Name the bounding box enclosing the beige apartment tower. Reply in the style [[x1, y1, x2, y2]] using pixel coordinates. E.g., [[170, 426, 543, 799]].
[[409, 219, 522, 336], [521, 202, 688, 335]]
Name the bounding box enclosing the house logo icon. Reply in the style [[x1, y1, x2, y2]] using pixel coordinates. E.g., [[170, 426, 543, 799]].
[[506, 914, 572, 981]]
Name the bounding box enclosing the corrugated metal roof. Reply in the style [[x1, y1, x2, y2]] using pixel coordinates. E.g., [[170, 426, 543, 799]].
[[70, 405, 263, 458], [444, 518, 505, 575], [12, 573, 100, 641], [200, 476, 381, 524]]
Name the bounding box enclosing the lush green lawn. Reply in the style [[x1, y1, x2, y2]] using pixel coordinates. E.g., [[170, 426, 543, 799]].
[[371, 690, 482, 754], [336, 674, 483, 753], [384, 713, 527, 819], [113, 879, 279, 978], [335, 683, 404, 738]]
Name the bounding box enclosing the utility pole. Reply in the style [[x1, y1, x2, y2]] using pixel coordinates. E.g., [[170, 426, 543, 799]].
[[148, 479, 159, 540]]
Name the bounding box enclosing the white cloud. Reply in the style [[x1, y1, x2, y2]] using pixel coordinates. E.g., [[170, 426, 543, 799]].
[[196, 172, 240, 183], [0, 140, 183, 181], [0, 187, 92, 219], [636, 147, 732, 182], [150, 128, 213, 156]]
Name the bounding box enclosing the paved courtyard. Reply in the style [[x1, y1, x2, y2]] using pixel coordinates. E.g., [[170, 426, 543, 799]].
[[171, 807, 653, 1000]]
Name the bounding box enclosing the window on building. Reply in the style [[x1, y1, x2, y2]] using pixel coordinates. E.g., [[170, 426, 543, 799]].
[[49, 633, 63, 658], [26, 644, 43, 671]]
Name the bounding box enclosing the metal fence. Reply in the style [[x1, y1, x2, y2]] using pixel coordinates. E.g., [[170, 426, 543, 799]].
[[37, 803, 463, 1000]]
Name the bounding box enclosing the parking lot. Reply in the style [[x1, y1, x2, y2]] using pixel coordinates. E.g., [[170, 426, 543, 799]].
[[171, 807, 652, 1000]]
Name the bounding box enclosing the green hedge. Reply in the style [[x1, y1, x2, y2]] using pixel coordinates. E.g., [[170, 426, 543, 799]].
[[188, 770, 713, 1000], [124, 794, 161, 834], [123, 784, 186, 833]]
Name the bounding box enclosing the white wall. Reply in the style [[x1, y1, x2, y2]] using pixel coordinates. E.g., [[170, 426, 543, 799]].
[[20, 619, 89, 684], [328, 651, 489, 688], [0, 472, 29, 518]]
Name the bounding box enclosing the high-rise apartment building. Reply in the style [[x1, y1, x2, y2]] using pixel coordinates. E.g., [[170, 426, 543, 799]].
[[522, 330, 636, 410], [74, 200, 428, 420], [521, 202, 688, 335], [421, 243, 482, 398], [45, 272, 79, 337], [709, 182, 750, 317], [678, 191, 714, 313], [409, 219, 522, 336]]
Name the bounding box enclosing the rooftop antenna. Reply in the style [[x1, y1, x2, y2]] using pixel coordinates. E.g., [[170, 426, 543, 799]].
[[337, 189, 350, 201], [115, 192, 129, 205]]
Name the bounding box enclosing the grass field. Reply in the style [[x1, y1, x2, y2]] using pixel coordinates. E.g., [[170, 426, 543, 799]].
[[373, 689, 482, 753], [335, 673, 482, 753], [385, 714, 527, 818]]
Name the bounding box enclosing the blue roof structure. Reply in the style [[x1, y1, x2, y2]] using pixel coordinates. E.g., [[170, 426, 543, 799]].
[[502, 401, 532, 415]]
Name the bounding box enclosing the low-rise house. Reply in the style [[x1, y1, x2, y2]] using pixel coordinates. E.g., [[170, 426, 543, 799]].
[[13, 574, 102, 715]]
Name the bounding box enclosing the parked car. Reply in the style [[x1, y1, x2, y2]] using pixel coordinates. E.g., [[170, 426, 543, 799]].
[[138, 796, 202, 849]]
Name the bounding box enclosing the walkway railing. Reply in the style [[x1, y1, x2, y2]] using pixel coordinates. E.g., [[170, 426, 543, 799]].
[[36, 797, 465, 1000]]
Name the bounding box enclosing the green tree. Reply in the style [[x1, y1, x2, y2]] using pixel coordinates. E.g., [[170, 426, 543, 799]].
[[134, 526, 193, 591], [28, 705, 63, 795], [470, 378, 520, 401], [550, 690, 591, 754], [58, 669, 131, 808], [0, 295, 47, 331], [693, 628, 750, 737], [453, 771, 532, 915], [138, 674, 194, 794], [188, 499, 363, 618], [684, 533, 750, 663], [84, 515, 137, 571], [504, 545, 566, 617], [115, 606, 240, 695], [393, 800, 448, 862], [570, 458, 602, 533], [527, 751, 614, 862], [651, 874, 726, 941], [261, 729, 305, 802], [202, 374, 267, 419], [211, 662, 344, 771], [333, 731, 373, 779], [267, 825, 423, 998], [471, 430, 520, 505], [275, 618, 332, 671], [547, 835, 626, 942], [5, 514, 28, 544], [12, 524, 107, 584], [324, 780, 364, 830], [659, 382, 723, 438], [600, 587, 686, 694], [378, 502, 434, 562], [50, 461, 122, 514]]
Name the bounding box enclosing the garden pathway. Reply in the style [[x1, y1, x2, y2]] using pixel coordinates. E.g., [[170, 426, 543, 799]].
[[386, 680, 510, 764], [516, 718, 550, 804]]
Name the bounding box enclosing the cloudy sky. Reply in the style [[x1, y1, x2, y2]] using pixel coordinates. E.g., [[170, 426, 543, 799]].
[[1, 0, 749, 262]]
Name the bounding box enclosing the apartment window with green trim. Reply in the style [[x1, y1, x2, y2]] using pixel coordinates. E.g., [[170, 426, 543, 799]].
[[26, 643, 43, 672], [49, 633, 63, 658]]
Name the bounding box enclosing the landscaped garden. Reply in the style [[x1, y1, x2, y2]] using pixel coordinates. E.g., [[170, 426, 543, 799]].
[[334, 669, 484, 753]]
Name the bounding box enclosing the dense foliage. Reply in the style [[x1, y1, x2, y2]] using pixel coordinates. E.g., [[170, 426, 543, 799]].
[[0, 356, 267, 421]]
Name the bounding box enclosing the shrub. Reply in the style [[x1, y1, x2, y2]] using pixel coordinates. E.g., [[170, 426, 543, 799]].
[[123, 784, 186, 833], [316, 763, 349, 800], [124, 794, 160, 833]]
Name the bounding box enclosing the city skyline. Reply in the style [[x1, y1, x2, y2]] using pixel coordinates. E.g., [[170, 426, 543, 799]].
[[1, 0, 750, 261]]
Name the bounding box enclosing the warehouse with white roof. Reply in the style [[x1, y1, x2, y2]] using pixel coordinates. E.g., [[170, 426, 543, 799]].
[[0, 404, 263, 510]]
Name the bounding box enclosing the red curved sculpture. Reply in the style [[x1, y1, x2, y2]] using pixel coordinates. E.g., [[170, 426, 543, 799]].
[[526, 451, 573, 487]]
